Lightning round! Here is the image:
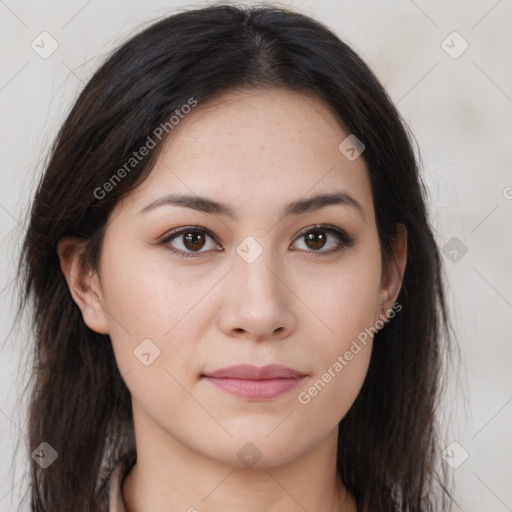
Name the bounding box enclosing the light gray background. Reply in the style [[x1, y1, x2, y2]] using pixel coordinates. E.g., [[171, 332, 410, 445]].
[[1, 0, 511, 510]]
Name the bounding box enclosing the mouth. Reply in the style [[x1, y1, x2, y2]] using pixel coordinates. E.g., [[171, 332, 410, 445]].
[[201, 364, 307, 400]]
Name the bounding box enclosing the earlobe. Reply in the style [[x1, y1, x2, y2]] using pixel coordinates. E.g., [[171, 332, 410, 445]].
[[57, 237, 110, 335], [377, 224, 407, 320]]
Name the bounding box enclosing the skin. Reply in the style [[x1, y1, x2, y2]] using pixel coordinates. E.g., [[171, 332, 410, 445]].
[[58, 87, 407, 512]]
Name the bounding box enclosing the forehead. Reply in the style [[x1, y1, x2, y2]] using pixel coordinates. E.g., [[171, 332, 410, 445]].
[[164, 87, 349, 167], [117, 87, 374, 222]]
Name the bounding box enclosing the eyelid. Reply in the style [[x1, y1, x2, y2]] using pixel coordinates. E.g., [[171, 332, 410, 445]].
[[294, 223, 354, 244], [159, 226, 222, 258], [159, 223, 355, 258], [290, 223, 355, 254]]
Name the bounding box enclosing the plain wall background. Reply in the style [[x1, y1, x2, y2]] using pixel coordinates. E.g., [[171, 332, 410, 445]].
[[1, 0, 511, 510]]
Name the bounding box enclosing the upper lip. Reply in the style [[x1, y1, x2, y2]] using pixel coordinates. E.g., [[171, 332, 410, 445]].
[[202, 364, 306, 380]]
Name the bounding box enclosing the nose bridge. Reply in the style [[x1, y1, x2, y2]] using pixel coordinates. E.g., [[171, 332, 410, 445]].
[[218, 234, 296, 339], [232, 234, 282, 302]]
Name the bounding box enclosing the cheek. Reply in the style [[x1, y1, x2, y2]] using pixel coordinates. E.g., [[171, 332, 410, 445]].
[[300, 243, 382, 346], [100, 237, 214, 335], [293, 246, 381, 419], [294, 343, 372, 443], [295, 274, 377, 424], [99, 248, 214, 386]]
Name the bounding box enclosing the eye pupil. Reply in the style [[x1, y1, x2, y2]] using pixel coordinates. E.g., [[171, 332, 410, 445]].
[[184, 232, 206, 251], [305, 230, 326, 250]]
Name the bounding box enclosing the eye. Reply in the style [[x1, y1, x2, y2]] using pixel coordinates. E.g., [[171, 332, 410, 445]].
[[160, 226, 221, 258], [159, 223, 355, 259], [290, 224, 355, 256]]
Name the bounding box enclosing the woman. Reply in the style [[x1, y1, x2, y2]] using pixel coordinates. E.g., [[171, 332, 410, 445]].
[[17, 3, 457, 511]]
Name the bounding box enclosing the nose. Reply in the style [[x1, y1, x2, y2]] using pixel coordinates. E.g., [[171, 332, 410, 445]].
[[217, 247, 297, 342]]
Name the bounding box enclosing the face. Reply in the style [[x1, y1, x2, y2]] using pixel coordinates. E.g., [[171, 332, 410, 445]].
[[60, 87, 405, 468]]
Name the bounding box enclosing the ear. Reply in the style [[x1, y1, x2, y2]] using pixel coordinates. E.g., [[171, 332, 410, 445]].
[[57, 237, 110, 335], [376, 224, 407, 322]]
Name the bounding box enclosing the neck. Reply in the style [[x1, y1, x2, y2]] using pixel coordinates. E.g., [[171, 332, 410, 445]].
[[121, 410, 356, 512]]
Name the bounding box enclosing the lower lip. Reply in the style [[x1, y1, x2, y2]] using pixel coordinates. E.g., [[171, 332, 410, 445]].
[[203, 376, 305, 400]]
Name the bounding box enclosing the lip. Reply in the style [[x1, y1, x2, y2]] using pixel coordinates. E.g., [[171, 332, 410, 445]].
[[201, 364, 306, 400]]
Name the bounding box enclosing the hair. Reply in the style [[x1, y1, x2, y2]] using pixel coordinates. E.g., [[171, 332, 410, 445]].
[[15, 3, 459, 511]]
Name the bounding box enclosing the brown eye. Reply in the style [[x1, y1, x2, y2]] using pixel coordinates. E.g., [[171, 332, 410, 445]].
[[182, 231, 207, 251], [292, 224, 355, 255], [161, 227, 220, 258], [303, 230, 328, 251]]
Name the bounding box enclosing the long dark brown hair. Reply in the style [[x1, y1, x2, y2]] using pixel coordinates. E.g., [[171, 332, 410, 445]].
[[15, 3, 459, 511]]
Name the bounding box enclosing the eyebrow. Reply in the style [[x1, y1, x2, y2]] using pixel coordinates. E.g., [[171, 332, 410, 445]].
[[139, 191, 365, 222]]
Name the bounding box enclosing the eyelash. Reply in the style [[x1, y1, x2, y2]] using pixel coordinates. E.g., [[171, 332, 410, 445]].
[[159, 223, 355, 259]]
